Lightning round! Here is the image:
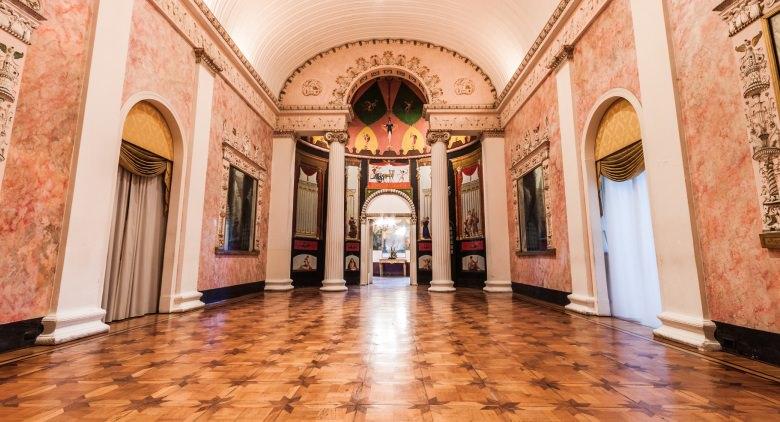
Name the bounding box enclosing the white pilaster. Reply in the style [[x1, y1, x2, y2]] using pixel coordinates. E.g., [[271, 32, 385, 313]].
[[630, 0, 719, 350], [265, 131, 297, 291], [159, 61, 214, 313], [480, 133, 512, 293], [360, 218, 370, 285], [36, 0, 135, 344], [409, 217, 418, 286], [321, 131, 348, 292], [554, 60, 604, 315], [427, 131, 455, 292]]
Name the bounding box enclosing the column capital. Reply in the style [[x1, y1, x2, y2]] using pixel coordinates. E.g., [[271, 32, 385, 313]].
[[426, 130, 451, 146], [481, 130, 506, 141], [271, 130, 296, 140], [547, 45, 575, 71], [324, 131, 349, 144], [194, 47, 224, 74]]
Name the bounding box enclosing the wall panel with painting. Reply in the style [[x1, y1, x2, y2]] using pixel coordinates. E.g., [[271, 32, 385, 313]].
[[290, 144, 328, 287], [449, 143, 487, 288]]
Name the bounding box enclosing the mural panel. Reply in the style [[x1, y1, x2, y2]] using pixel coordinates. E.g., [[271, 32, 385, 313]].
[[451, 150, 484, 240], [345, 161, 361, 240]]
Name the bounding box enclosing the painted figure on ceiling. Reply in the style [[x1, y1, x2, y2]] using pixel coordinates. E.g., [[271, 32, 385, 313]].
[[383, 117, 394, 151]]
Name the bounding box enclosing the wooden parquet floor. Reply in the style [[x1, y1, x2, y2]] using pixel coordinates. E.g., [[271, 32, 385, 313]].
[[0, 285, 778, 421]]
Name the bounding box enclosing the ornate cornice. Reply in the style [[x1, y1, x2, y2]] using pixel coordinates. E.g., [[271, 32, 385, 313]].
[[425, 130, 451, 146], [714, 0, 779, 36], [324, 131, 349, 144], [271, 130, 295, 139], [0, 0, 44, 44], [279, 38, 497, 103], [547, 45, 575, 70], [481, 130, 506, 140]]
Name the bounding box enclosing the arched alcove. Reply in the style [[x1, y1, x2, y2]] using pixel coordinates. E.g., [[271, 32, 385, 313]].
[[360, 190, 418, 286]]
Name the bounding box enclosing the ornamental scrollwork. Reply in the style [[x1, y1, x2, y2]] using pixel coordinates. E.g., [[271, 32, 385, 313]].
[[302, 79, 322, 96], [454, 78, 474, 95]]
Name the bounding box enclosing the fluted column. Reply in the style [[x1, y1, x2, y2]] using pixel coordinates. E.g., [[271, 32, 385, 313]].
[[427, 131, 455, 292], [321, 131, 349, 292]]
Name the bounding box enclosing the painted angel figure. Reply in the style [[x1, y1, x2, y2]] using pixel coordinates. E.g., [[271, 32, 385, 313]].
[[383, 117, 394, 151]]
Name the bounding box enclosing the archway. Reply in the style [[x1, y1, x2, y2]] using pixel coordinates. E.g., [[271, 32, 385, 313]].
[[360, 190, 418, 287], [581, 91, 662, 328], [102, 95, 188, 322]]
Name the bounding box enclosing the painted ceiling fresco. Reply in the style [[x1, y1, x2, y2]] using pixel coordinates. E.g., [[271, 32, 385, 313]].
[[301, 77, 476, 158]]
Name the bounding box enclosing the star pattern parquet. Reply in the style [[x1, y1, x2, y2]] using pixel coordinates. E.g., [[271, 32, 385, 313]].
[[0, 285, 778, 421]]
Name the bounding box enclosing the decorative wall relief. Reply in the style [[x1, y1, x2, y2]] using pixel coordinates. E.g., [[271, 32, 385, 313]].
[[715, 0, 780, 248], [216, 125, 267, 252], [510, 120, 553, 253], [302, 79, 322, 96], [454, 78, 475, 95]]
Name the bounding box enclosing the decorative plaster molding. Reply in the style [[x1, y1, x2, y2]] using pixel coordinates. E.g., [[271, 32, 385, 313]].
[[280, 38, 497, 102], [454, 78, 475, 95], [216, 124, 267, 252], [0, 0, 41, 44], [547, 44, 574, 70], [301, 79, 322, 96], [481, 130, 506, 140], [425, 130, 451, 146], [275, 111, 349, 132], [271, 130, 295, 139], [324, 130, 348, 144], [427, 113, 502, 132], [509, 119, 553, 250], [150, 0, 278, 126], [498, 0, 609, 125], [715, 0, 779, 36], [194, 47, 223, 74], [361, 189, 417, 224]]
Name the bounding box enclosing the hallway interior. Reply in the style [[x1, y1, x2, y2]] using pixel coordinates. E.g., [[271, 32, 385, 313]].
[[1, 284, 776, 421]]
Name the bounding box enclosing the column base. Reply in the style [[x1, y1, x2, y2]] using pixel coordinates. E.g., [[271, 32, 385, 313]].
[[265, 278, 294, 291], [653, 311, 721, 351], [565, 293, 600, 315], [428, 280, 455, 292], [35, 307, 109, 345], [483, 280, 512, 293], [320, 279, 347, 292], [170, 291, 205, 313]]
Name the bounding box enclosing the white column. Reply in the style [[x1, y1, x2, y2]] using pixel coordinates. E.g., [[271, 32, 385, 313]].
[[321, 131, 348, 292], [159, 60, 215, 313], [554, 58, 604, 315], [630, 0, 719, 350], [36, 0, 135, 344], [265, 131, 297, 291], [427, 131, 455, 292], [481, 133, 512, 293], [409, 217, 418, 286], [360, 218, 370, 285]]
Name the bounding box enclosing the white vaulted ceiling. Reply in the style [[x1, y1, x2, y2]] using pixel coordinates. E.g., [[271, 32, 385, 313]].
[[202, 0, 558, 96]]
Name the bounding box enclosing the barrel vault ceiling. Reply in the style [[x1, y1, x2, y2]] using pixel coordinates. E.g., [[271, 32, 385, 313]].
[[202, 0, 559, 96]]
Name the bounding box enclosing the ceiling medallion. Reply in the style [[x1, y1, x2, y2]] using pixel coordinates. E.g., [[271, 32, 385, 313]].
[[302, 79, 322, 96], [454, 78, 475, 95]]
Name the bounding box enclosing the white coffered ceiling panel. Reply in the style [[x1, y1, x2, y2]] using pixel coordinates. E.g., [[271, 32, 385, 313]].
[[202, 0, 558, 95]]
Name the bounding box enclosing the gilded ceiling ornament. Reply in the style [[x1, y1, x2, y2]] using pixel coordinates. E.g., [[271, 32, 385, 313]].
[[454, 78, 475, 95], [302, 79, 322, 96]]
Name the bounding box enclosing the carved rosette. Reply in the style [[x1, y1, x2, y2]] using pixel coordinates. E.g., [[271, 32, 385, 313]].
[[425, 130, 451, 146], [324, 130, 349, 144], [216, 126, 267, 251], [509, 121, 553, 251], [716, 0, 780, 246]]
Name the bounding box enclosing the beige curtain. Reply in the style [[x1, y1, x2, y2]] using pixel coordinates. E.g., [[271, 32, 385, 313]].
[[102, 167, 167, 323], [597, 141, 645, 182]]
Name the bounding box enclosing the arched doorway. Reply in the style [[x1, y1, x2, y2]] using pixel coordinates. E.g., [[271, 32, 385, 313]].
[[583, 95, 662, 328], [360, 190, 417, 287], [102, 101, 175, 322]]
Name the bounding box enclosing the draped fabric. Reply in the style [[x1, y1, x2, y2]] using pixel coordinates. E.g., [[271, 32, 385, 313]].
[[461, 163, 479, 177], [102, 167, 167, 323], [597, 141, 645, 182], [600, 172, 662, 328], [119, 141, 172, 213]]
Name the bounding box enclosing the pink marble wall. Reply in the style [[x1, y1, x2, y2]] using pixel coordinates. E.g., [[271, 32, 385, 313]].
[[122, 0, 198, 140], [666, 0, 779, 333], [198, 77, 273, 291], [504, 76, 572, 293], [571, 0, 641, 137], [0, 0, 96, 324]]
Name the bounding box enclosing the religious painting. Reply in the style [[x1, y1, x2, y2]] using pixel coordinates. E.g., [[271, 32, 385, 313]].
[[345, 255, 360, 272], [294, 152, 326, 239], [451, 150, 484, 240], [516, 165, 548, 252], [461, 255, 486, 272], [367, 161, 411, 190], [417, 161, 432, 240], [345, 161, 361, 240], [292, 254, 317, 272], [418, 255, 432, 271], [223, 166, 257, 252]]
